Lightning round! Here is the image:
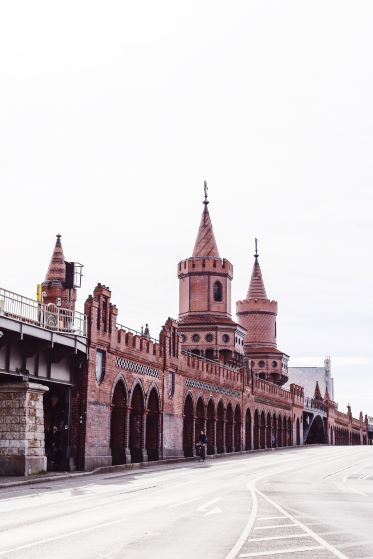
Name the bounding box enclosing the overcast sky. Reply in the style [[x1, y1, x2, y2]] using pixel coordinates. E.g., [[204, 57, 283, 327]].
[[1, 1, 372, 417]]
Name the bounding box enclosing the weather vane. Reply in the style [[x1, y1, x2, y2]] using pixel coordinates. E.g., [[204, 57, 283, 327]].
[[203, 180, 208, 205]]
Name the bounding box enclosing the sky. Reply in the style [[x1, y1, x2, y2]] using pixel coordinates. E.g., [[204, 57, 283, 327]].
[[1, 1, 372, 417]]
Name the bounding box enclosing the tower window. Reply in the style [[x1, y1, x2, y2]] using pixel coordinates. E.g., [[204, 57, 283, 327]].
[[213, 281, 223, 302]]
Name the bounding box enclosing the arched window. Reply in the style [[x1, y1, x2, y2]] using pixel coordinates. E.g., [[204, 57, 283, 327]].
[[213, 281, 223, 302]]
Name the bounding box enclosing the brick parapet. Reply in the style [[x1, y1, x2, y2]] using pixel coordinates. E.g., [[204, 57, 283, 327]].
[[178, 257, 233, 279]]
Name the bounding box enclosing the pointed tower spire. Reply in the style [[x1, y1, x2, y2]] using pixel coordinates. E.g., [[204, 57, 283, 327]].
[[247, 238, 267, 299], [192, 181, 220, 258], [45, 234, 66, 283], [314, 381, 322, 401]]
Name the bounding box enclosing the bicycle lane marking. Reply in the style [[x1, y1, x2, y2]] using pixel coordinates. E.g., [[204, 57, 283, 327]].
[[224, 454, 353, 559], [255, 488, 348, 559]]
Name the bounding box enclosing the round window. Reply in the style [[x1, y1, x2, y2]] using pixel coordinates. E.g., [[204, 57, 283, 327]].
[[192, 334, 200, 343], [272, 361, 278, 368], [222, 334, 230, 343], [205, 333, 213, 343], [258, 360, 265, 368], [180, 334, 187, 343]]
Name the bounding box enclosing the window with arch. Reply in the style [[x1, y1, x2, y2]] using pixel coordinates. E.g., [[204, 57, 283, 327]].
[[213, 281, 223, 302]]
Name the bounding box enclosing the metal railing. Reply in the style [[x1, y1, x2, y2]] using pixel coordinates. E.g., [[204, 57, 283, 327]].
[[0, 287, 87, 337], [304, 396, 328, 414]]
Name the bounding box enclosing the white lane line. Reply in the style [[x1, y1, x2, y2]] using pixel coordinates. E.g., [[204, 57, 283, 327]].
[[321, 465, 354, 479], [256, 489, 349, 559], [254, 524, 295, 530], [349, 488, 368, 497], [247, 534, 311, 543], [361, 472, 372, 480], [239, 545, 324, 557], [257, 516, 286, 521], [197, 497, 222, 512], [0, 514, 130, 556], [224, 480, 258, 559]]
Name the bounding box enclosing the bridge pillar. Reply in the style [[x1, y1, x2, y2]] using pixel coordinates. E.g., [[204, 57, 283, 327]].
[[0, 382, 49, 476]]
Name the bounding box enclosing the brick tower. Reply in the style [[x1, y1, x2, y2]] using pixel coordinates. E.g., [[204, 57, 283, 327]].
[[236, 240, 288, 385], [177, 183, 246, 367], [42, 234, 76, 310]]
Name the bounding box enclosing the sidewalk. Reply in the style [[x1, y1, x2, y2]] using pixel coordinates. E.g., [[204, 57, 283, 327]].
[[0, 446, 298, 490]]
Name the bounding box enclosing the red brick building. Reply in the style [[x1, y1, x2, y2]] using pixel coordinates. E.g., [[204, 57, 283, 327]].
[[76, 190, 307, 470], [0, 189, 369, 476]]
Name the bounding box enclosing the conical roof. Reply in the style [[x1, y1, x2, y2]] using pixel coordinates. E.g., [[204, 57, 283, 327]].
[[192, 185, 220, 258], [44, 234, 66, 283], [247, 254, 267, 299], [314, 381, 323, 401]]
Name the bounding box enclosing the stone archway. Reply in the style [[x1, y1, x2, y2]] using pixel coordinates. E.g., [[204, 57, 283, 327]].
[[234, 405, 241, 452], [296, 417, 301, 445], [278, 416, 283, 447], [146, 388, 160, 461], [183, 394, 194, 457], [306, 415, 325, 444], [216, 401, 225, 453], [225, 404, 233, 453], [254, 409, 260, 450], [272, 414, 277, 447], [129, 383, 145, 463], [287, 417, 292, 446], [195, 397, 205, 443], [207, 400, 216, 455], [260, 411, 266, 449], [111, 380, 127, 465], [266, 412, 272, 448], [245, 408, 252, 450]]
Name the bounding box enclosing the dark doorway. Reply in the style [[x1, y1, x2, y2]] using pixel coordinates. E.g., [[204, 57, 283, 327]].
[[216, 401, 225, 453], [183, 395, 194, 457], [146, 388, 160, 461], [111, 381, 126, 465], [225, 404, 233, 452], [245, 409, 252, 450], [234, 405, 241, 451], [129, 384, 145, 463], [207, 400, 216, 455], [306, 415, 325, 444], [44, 384, 70, 471]]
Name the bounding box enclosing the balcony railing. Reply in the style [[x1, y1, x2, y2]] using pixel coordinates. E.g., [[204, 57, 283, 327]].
[[304, 396, 328, 414], [0, 287, 87, 337]]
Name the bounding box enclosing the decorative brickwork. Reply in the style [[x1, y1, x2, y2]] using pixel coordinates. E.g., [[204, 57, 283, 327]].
[[116, 357, 160, 378], [185, 378, 240, 398]]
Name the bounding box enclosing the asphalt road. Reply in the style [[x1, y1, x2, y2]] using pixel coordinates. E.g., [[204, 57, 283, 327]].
[[0, 446, 372, 559]]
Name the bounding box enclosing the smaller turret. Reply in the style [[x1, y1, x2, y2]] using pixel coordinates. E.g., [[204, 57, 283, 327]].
[[236, 240, 288, 385]]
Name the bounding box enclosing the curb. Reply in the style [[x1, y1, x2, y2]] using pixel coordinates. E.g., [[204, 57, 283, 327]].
[[0, 445, 306, 490]]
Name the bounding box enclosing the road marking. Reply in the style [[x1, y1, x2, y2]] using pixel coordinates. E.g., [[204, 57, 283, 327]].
[[239, 545, 324, 557], [256, 489, 349, 559], [349, 488, 368, 497], [168, 496, 201, 508], [257, 516, 285, 520], [197, 497, 221, 512], [247, 534, 311, 543], [204, 506, 222, 517], [321, 464, 354, 479], [254, 523, 295, 530], [361, 472, 372, 479], [0, 514, 131, 556], [224, 480, 258, 559]]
